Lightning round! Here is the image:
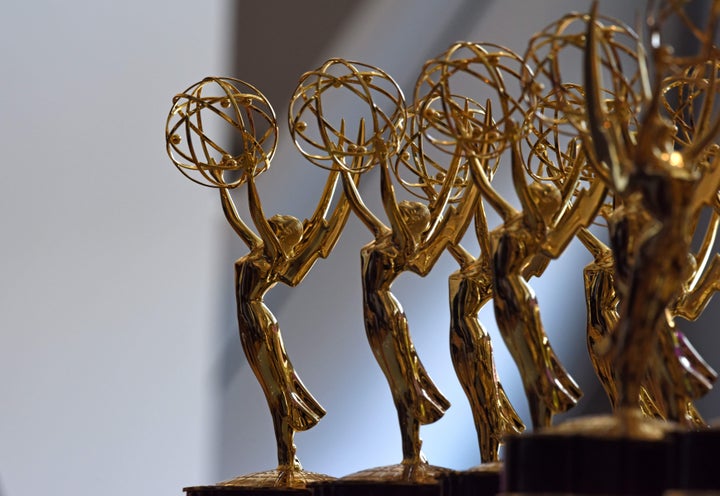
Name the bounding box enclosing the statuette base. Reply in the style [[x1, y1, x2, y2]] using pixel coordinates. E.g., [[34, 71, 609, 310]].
[[311, 463, 449, 496], [502, 414, 673, 496], [443, 462, 501, 496], [185, 469, 333, 496]]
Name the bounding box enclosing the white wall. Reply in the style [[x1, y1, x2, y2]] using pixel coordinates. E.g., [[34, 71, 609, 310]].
[[0, 2, 230, 495], [1, 2, 718, 496]]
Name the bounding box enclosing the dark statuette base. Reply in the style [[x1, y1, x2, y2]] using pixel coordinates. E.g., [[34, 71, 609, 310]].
[[184, 486, 312, 496], [311, 480, 443, 496], [442, 463, 501, 496], [668, 427, 720, 492], [502, 431, 672, 495]]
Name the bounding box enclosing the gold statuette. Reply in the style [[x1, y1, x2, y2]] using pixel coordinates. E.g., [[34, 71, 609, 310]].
[[437, 39, 607, 430], [580, 1, 720, 431], [290, 58, 471, 482], [578, 218, 717, 428], [167, 77, 353, 488], [416, 42, 528, 463], [467, 136, 595, 430]]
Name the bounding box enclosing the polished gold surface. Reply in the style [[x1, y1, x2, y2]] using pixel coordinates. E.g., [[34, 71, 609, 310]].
[[578, 223, 717, 428], [577, 1, 720, 432], [164, 1, 720, 486], [338, 463, 451, 485], [167, 77, 352, 487], [466, 138, 592, 430], [420, 43, 530, 463], [415, 43, 525, 463], [290, 59, 472, 479], [166, 77, 277, 189], [426, 41, 606, 431]]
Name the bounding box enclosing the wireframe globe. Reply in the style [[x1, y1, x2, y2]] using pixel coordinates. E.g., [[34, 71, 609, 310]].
[[289, 58, 407, 173], [166, 76, 277, 188]]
